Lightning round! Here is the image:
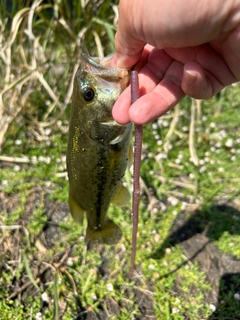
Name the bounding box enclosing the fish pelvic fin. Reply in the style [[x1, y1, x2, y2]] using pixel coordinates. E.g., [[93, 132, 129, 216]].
[[68, 193, 85, 224], [86, 220, 122, 245], [112, 184, 131, 207]]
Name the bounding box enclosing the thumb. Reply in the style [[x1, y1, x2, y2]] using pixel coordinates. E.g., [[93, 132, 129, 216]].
[[114, 30, 146, 68]]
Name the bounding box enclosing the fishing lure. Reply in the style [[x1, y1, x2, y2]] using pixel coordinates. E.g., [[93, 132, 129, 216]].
[[130, 70, 142, 277]]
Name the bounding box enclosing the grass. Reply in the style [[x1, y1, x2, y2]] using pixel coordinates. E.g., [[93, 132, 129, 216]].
[[0, 1, 240, 319]]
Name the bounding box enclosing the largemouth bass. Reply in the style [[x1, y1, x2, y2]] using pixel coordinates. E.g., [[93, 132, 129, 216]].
[[67, 53, 132, 245]]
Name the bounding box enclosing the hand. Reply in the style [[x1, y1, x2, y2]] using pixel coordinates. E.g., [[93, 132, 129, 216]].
[[113, 0, 240, 125]]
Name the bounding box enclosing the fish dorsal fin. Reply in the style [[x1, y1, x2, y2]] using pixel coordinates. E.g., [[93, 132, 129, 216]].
[[112, 184, 131, 207]]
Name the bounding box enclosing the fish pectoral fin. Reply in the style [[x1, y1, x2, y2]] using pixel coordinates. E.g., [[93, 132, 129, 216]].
[[111, 184, 131, 207], [86, 220, 122, 245], [128, 144, 133, 168], [68, 193, 85, 224]]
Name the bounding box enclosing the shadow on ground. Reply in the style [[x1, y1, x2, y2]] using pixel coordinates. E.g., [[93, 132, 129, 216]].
[[151, 200, 240, 318], [208, 273, 240, 320]]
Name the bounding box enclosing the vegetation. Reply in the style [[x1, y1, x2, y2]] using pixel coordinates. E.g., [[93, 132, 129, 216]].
[[0, 1, 240, 319]]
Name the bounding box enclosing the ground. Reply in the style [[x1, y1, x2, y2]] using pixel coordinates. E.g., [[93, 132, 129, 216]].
[[1, 180, 239, 319]]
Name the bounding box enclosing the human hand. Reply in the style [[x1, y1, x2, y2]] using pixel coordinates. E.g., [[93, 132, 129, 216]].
[[113, 0, 240, 125]]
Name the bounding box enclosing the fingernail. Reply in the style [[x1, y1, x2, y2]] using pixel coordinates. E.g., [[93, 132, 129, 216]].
[[185, 69, 197, 85]]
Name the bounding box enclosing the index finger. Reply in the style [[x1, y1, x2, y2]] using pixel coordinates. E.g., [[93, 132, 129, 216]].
[[113, 48, 185, 124]]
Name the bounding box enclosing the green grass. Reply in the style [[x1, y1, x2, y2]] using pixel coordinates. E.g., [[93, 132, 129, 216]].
[[0, 1, 240, 319]]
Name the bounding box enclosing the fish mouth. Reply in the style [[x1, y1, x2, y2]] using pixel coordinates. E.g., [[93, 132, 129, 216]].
[[82, 53, 112, 68], [81, 53, 129, 81]]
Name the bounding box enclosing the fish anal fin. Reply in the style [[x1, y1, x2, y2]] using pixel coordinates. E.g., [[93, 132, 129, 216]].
[[112, 184, 131, 207], [86, 220, 122, 245], [68, 193, 85, 224]]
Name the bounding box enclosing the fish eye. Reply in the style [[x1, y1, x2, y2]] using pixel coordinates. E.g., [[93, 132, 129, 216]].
[[83, 87, 95, 102]]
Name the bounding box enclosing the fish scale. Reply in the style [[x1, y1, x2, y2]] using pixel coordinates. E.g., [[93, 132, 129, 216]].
[[67, 53, 132, 245]]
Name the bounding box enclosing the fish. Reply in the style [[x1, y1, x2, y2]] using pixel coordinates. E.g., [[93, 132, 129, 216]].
[[67, 53, 132, 245]]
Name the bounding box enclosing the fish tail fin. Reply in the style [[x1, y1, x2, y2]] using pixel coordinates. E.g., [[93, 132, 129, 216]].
[[86, 220, 122, 245]]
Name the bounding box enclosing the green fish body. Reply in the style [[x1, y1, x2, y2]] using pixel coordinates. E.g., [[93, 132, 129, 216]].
[[67, 53, 132, 245]]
